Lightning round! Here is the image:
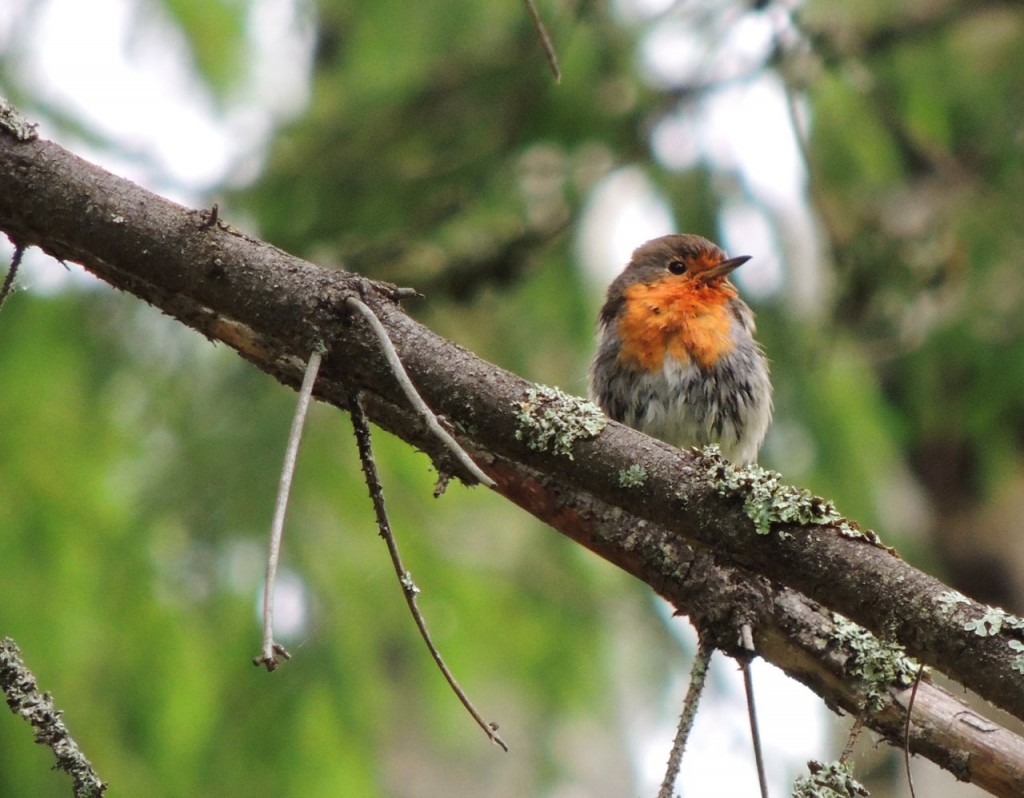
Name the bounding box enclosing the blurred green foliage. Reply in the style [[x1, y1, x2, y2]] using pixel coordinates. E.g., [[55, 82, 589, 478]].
[[164, 0, 247, 96], [3, 0, 1024, 796]]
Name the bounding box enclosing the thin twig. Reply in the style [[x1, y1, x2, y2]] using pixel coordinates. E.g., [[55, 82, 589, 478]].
[[348, 390, 508, 751], [521, 0, 561, 82], [903, 664, 925, 798], [658, 638, 713, 798], [345, 295, 495, 488], [840, 713, 866, 764], [781, 72, 844, 254], [0, 243, 24, 312], [781, 76, 812, 179], [0, 637, 107, 798], [253, 349, 323, 671], [739, 624, 770, 798]]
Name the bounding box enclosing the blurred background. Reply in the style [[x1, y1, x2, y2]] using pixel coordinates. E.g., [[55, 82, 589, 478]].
[[1, 0, 1022, 795]]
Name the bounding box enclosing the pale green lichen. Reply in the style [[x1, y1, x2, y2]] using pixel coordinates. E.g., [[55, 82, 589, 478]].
[[792, 759, 869, 798], [937, 590, 1024, 634], [936, 589, 970, 613], [513, 385, 607, 459], [830, 613, 918, 711], [618, 464, 648, 487], [1009, 641, 1024, 675], [964, 607, 1019, 637], [942, 594, 1024, 635], [0, 98, 38, 142], [936, 590, 1024, 671], [698, 447, 881, 544]]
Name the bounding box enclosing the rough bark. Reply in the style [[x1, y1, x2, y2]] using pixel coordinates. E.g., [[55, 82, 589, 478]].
[[2, 110, 1024, 795]]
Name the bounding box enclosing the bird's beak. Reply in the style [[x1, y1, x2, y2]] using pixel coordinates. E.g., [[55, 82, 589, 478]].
[[700, 255, 751, 283]]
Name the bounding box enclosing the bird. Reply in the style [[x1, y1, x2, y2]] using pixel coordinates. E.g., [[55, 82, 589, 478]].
[[589, 234, 772, 465]]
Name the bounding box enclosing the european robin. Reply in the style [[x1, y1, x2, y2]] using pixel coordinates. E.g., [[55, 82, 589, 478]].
[[590, 234, 772, 465]]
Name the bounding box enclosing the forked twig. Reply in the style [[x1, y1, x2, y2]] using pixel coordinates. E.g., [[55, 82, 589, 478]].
[[0, 637, 107, 798], [521, 0, 561, 82], [253, 349, 323, 671], [658, 638, 713, 798], [0, 243, 24, 312], [348, 390, 507, 751], [344, 295, 495, 488]]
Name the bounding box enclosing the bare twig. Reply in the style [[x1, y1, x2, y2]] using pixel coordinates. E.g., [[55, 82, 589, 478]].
[[741, 662, 770, 798], [348, 390, 507, 751], [253, 348, 322, 671], [0, 242, 24, 312], [781, 75, 812, 180], [520, 0, 561, 82], [904, 664, 926, 798], [0, 637, 107, 797], [658, 638, 713, 798], [345, 295, 495, 488], [780, 70, 847, 258], [840, 713, 866, 764], [739, 624, 770, 798]]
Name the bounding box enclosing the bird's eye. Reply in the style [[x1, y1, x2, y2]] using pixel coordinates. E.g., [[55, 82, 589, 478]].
[[667, 259, 687, 275]]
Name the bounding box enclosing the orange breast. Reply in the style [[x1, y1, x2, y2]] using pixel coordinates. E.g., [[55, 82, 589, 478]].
[[616, 278, 737, 371]]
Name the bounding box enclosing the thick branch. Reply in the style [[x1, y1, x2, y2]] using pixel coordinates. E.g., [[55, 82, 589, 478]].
[[487, 454, 1024, 796], [3, 120, 1024, 795]]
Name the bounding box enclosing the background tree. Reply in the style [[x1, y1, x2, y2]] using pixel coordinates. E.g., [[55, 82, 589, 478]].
[[2, 1, 1022, 796]]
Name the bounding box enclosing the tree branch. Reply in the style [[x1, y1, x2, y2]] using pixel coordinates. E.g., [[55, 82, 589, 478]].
[[0, 638, 106, 798], [3, 116, 1024, 795]]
